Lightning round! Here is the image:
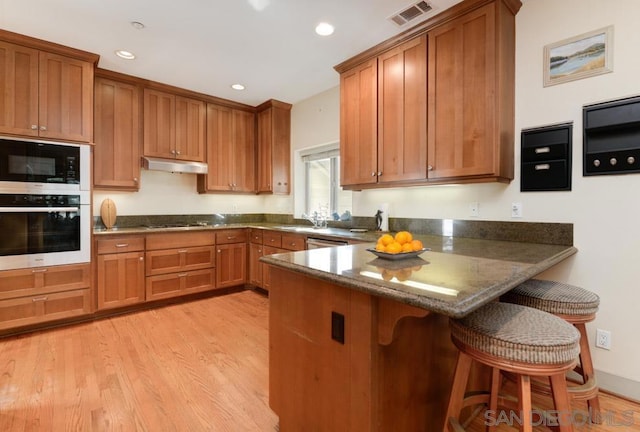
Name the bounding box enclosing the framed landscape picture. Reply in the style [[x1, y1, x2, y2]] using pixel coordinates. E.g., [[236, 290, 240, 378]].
[[543, 26, 613, 87]]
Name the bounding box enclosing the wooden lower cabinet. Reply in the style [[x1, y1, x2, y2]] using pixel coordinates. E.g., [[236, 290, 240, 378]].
[[249, 242, 264, 287], [96, 236, 146, 310], [0, 263, 91, 331], [216, 243, 247, 289], [146, 268, 215, 301], [145, 232, 217, 301]]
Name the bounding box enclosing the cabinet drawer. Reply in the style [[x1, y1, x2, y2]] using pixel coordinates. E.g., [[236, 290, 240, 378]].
[[262, 231, 282, 248], [521, 160, 570, 191], [0, 288, 91, 331], [145, 246, 215, 276], [0, 263, 90, 301], [146, 268, 215, 301], [97, 236, 145, 254], [145, 231, 215, 250], [215, 229, 248, 245], [281, 233, 305, 251], [250, 229, 263, 244]]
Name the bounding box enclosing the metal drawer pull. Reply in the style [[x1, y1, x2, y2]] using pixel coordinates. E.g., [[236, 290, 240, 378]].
[[227, 236, 235, 240], [115, 243, 129, 248], [178, 249, 188, 253], [178, 273, 188, 277], [32, 296, 48, 302], [534, 147, 551, 154], [534, 164, 551, 171], [31, 268, 48, 273]]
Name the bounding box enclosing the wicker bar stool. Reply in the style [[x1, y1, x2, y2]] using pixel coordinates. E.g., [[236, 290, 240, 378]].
[[501, 279, 601, 423], [444, 302, 580, 432]]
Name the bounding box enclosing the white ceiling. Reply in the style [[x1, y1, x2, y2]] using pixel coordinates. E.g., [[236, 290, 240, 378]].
[[0, 0, 462, 106]]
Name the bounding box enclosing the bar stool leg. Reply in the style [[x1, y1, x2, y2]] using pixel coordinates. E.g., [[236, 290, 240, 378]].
[[487, 368, 501, 432], [517, 375, 533, 432], [550, 373, 573, 432], [575, 323, 602, 423], [444, 351, 473, 432]]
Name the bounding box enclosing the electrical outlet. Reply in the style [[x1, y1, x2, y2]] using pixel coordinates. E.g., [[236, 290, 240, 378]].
[[596, 328, 612, 350], [470, 202, 479, 217], [511, 202, 523, 218]]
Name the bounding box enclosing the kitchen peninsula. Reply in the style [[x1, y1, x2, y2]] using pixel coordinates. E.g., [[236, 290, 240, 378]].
[[262, 236, 576, 431]]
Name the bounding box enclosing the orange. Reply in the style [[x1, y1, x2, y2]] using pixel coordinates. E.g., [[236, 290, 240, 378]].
[[379, 233, 394, 246], [375, 242, 386, 252], [401, 243, 414, 253], [410, 239, 424, 251], [394, 231, 413, 245], [385, 242, 402, 254]]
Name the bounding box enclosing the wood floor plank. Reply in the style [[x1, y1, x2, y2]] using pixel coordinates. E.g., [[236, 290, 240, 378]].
[[1, 289, 638, 431]]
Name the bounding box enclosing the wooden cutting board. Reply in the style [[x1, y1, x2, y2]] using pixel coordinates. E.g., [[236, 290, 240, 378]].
[[100, 198, 117, 229]]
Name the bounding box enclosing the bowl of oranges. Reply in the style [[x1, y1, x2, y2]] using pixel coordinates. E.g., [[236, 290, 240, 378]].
[[367, 231, 430, 260]]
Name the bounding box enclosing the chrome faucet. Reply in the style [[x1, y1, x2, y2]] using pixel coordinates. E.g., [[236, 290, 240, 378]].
[[301, 210, 328, 229]]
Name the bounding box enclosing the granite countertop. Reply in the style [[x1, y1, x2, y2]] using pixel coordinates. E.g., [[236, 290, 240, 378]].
[[93, 223, 381, 242], [260, 235, 577, 318]]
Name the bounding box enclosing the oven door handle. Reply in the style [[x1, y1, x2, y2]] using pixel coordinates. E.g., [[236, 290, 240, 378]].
[[0, 207, 80, 213]]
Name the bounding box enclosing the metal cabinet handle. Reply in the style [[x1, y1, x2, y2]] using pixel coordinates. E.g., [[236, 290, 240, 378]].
[[133, 178, 138, 183], [377, 171, 382, 176], [178, 273, 188, 277], [116, 243, 129, 248], [32, 296, 48, 302], [428, 165, 434, 171], [178, 249, 188, 253], [139, 256, 144, 261], [176, 150, 181, 156], [31, 125, 38, 130], [40, 126, 47, 131], [534, 164, 550, 171], [227, 236, 235, 240], [31, 268, 48, 273], [534, 147, 551, 154]]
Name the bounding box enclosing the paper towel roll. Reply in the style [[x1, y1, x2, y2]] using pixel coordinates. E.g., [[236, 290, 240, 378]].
[[378, 203, 389, 232]]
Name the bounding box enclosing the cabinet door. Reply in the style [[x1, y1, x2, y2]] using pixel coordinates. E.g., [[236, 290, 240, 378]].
[[377, 35, 427, 183], [428, 3, 496, 179], [249, 242, 264, 287], [175, 96, 206, 162], [94, 77, 141, 189], [38, 51, 93, 142], [0, 288, 91, 331], [340, 59, 378, 186], [143, 88, 176, 158], [256, 108, 273, 193], [200, 104, 234, 191], [233, 109, 256, 192], [216, 243, 247, 289], [145, 246, 214, 276], [262, 245, 285, 291], [0, 41, 39, 137], [97, 251, 145, 310], [257, 103, 291, 194]]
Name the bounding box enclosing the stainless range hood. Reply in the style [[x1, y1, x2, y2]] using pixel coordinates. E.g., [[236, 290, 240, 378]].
[[141, 157, 208, 174]]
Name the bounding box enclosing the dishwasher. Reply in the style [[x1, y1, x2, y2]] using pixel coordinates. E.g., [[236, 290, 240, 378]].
[[306, 237, 348, 249]]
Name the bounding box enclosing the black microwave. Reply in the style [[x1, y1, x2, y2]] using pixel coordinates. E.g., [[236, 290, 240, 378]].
[[0, 136, 90, 192]]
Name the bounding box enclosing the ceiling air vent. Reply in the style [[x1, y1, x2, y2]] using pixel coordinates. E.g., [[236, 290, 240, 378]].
[[389, 1, 433, 26]]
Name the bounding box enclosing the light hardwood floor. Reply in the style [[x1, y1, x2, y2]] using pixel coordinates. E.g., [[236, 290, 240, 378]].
[[0, 289, 638, 431]]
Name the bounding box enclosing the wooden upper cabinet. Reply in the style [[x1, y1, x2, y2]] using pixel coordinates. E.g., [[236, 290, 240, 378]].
[[257, 100, 291, 194], [198, 104, 255, 193], [0, 39, 94, 142], [175, 96, 206, 162], [143, 88, 205, 162], [378, 34, 427, 184], [94, 75, 141, 189], [427, 1, 514, 182], [340, 58, 377, 187]]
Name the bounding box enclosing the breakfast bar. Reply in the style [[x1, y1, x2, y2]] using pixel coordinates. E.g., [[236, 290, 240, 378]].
[[262, 235, 577, 431]]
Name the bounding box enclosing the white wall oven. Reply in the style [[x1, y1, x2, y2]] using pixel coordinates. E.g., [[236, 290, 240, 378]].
[[0, 137, 90, 270]]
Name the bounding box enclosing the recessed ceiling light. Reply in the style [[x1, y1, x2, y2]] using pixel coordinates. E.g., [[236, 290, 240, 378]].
[[231, 84, 245, 90], [315, 22, 334, 36], [115, 50, 136, 60]]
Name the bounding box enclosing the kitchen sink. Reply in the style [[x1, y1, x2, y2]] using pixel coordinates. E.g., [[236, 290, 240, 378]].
[[276, 226, 333, 233]]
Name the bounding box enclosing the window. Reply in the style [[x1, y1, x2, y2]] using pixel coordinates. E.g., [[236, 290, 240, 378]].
[[302, 146, 351, 221]]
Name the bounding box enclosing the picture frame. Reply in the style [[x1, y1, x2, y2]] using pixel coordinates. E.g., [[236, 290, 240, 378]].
[[543, 26, 613, 87]]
